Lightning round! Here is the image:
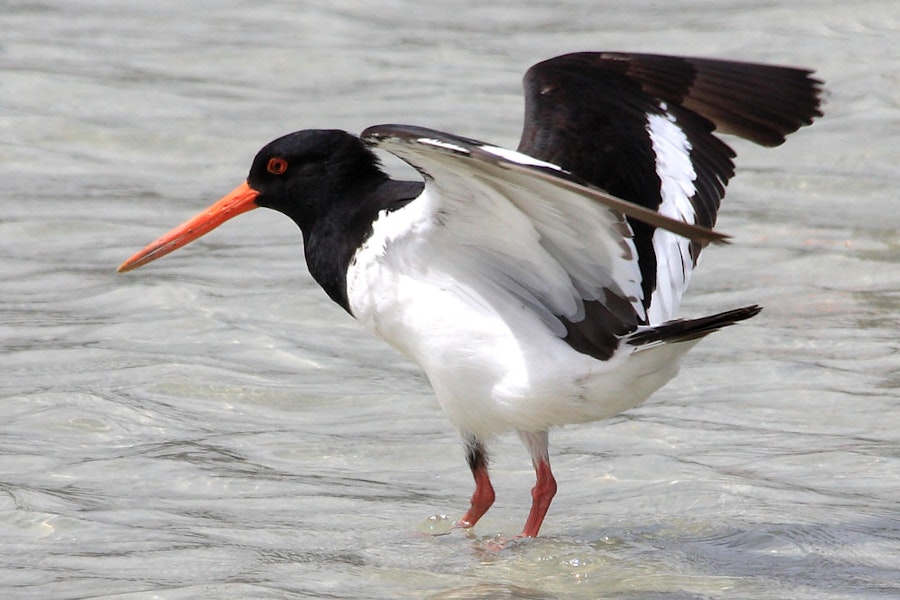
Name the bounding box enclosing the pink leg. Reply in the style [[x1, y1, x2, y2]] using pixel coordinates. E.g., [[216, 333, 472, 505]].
[[519, 430, 557, 538], [456, 440, 495, 529]]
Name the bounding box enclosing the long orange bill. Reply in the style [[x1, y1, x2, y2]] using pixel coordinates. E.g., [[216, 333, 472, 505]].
[[117, 181, 260, 273]]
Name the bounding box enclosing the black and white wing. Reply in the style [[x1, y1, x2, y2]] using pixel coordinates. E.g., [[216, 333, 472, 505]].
[[362, 124, 725, 360], [518, 52, 823, 322]]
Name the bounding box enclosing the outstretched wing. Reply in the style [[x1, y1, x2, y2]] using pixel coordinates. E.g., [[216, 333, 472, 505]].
[[518, 52, 823, 322], [361, 124, 726, 360]]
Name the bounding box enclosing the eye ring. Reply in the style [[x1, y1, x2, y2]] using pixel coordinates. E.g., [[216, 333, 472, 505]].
[[267, 157, 288, 175]]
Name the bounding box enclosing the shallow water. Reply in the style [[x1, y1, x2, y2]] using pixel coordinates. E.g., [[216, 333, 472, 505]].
[[2, 1, 898, 598]]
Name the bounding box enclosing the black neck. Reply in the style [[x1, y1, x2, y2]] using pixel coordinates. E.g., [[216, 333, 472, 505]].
[[301, 178, 424, 313]]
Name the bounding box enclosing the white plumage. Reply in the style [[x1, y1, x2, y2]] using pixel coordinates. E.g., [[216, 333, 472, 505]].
[[646, 107, 699, 323], [347, 133, 703, 440]]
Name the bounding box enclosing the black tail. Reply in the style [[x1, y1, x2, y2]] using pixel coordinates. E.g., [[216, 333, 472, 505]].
[[626, 305, 762, 347]]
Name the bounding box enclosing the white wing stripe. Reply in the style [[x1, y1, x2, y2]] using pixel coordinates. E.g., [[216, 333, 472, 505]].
[[646, 109, 698, 323], [646, 110, 697, 224]]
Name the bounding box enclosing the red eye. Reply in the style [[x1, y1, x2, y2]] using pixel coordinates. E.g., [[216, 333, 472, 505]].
[[267, 157, 288, 175]]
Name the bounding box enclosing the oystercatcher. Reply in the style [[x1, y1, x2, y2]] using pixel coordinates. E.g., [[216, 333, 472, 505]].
[[119, 52, 823, 537]]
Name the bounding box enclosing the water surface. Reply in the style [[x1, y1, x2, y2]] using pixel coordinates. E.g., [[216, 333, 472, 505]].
[[2, 1, 898, 598]]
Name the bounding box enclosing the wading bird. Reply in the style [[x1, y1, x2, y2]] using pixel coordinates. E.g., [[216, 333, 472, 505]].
[[119, 52, 822, 537]]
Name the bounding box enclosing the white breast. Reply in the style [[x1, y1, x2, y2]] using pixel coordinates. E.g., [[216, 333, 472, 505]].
[[346, 190, 537, 436]]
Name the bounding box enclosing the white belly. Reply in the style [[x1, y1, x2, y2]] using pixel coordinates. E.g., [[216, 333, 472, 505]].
[[345, 197, 689, 439]]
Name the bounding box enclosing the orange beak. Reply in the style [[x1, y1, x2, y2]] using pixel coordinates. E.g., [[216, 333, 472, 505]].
[[118, 181, 260, 273]]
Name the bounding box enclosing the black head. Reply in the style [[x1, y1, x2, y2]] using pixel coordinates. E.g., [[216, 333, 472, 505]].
[[246, 129, 388, 229], [117, 128, 390, 274]]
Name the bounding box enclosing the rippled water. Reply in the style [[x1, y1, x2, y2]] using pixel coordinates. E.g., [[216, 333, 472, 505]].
[[2, 1, 898, 598]]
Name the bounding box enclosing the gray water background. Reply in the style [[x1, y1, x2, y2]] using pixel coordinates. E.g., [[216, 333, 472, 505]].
[[2, 1, 898, 598]]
